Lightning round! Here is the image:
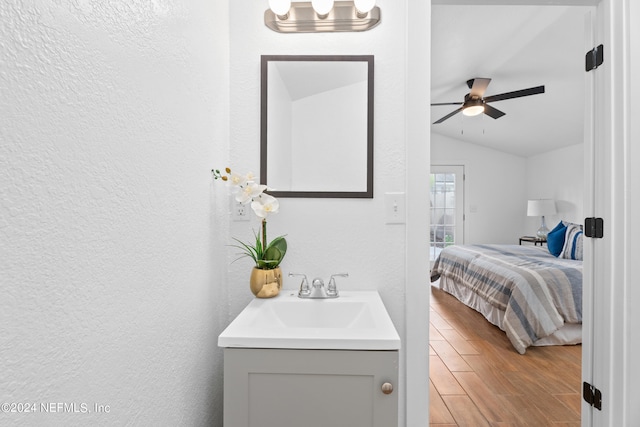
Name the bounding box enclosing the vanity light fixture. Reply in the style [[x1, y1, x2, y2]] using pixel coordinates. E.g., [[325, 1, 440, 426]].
[[265, 0, 380, 33]]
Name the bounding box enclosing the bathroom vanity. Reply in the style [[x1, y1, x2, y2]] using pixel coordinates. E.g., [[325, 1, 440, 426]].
[[218, 291, 401, 427]]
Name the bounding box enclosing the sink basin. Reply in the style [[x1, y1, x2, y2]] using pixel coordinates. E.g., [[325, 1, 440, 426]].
[[250, 300, 375, 329], [218, 291, 400, 350]]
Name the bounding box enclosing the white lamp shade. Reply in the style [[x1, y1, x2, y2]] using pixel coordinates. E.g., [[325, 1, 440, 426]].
[[269, 0, 291, 16], [354, 0, 376, 13], [312, 0, 334, 15], [527, 199, 557, 216]]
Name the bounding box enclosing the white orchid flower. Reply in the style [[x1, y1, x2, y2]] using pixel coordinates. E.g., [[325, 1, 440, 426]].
[[251, 193, 280, 218], [213, 166, 287, 270], [226, 171, 248, 192], [235, 182, 266, 204]]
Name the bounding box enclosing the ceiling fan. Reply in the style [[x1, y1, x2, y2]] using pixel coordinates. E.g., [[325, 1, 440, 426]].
[[432, 78, 545, 124]]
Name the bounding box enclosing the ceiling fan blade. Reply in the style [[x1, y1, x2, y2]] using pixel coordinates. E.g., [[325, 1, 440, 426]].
[[483, 104, 506, 119], [433, 107, 463, 124], [468, 78, 492, 98], [431, 102, 464, 106], [484, 85, 545, 103]]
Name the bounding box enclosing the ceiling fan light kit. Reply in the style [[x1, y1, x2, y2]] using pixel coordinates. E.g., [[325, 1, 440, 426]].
[[432, 77, 545, 124], [462, 98, 485, 117]]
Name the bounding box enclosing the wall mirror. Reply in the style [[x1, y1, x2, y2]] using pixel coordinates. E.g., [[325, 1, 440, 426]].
[[260, 55, 374, 198]]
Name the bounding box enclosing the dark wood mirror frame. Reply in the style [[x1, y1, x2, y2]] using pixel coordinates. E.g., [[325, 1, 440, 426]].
[[260, 55, 374, 198]]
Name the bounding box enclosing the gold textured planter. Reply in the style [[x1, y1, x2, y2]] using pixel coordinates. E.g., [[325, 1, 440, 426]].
[[249, 267, 282, 298]]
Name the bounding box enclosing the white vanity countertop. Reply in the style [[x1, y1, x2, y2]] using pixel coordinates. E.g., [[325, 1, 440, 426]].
[[218, 291, 401, 350]]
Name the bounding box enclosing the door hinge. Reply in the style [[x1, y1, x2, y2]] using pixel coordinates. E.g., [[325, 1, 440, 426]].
[[584, 217, 604, 238], [586, 44, 604, 72], [583, 381, 602, 410]]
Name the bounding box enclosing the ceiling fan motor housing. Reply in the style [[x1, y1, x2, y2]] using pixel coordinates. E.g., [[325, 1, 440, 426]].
[[464, 93, 484, 103]]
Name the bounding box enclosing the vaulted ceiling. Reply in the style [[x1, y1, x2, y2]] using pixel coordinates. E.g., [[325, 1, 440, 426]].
[[431, 5, 591, 157]]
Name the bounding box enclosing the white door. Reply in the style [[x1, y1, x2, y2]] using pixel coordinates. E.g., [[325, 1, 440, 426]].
[[429, 165, 464, 263]]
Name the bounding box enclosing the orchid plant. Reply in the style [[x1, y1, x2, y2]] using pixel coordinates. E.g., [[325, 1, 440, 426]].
[[212, 167, 287, 270]]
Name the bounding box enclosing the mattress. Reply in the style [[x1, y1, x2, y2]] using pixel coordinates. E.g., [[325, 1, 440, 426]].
[[430, 244, 582, 353]]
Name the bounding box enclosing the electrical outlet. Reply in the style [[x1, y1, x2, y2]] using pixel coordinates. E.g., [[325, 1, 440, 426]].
[[231, 197, 250, 221]]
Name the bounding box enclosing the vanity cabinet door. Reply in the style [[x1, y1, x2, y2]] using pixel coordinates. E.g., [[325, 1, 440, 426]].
[[224, 348, 399, 427]]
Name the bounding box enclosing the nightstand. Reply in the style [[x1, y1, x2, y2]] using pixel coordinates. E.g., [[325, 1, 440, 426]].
[[519, 236, 547, 246]]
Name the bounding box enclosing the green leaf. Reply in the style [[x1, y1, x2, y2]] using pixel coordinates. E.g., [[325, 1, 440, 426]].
[[228, 233, 287, 270], [263, 236, 287, 268], [230, 238, 258, 264]]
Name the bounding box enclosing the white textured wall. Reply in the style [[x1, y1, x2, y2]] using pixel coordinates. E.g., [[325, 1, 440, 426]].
[[0, 1, 227, 426], [227, 2, 407, 321], [526, 143, 584, 231], [431, 133, 528, 244], [227, 0, 407, 321], [225, 0, 409, 422]]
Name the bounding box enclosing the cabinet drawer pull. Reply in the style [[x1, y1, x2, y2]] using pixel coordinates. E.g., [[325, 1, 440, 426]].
[[381, 382, 394, 394]]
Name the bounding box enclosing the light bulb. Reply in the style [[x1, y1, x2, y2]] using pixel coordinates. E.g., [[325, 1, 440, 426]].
[[311, 0, 334, 17], [354, 0, 376, 15], [269, 0, 291, 18], [462, 105, 485, 117]]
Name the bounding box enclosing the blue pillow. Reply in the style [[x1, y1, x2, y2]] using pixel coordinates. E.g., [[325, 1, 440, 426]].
[[547, 221, 567, 257]]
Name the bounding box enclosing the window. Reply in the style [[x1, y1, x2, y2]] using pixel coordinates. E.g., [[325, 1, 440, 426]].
[[430, 165, 464, 262]]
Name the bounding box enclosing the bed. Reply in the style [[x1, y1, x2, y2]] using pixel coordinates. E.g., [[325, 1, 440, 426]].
[[430, 243, 582, 354]]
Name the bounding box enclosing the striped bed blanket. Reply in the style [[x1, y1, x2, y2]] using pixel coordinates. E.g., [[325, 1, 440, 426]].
[[430, 244, 582, 354]]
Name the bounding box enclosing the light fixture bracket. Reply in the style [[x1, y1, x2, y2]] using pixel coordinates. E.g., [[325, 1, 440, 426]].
[[265, 1, 381, 33]]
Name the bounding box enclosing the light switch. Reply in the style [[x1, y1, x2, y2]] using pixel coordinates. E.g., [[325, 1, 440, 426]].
[[385, 192, 405, 224]]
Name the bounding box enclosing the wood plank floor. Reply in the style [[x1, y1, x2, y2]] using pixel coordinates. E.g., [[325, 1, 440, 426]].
[[429, 284, 582, 427]]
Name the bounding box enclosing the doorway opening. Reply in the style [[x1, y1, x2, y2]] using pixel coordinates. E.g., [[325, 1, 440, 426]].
[[428, 3, 594, 426]]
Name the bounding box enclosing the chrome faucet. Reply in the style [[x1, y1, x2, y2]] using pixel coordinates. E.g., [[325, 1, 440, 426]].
[[289, 273, 348, 299], [327, 273, 348, 297], [289, 273, 310, 297]]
